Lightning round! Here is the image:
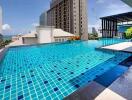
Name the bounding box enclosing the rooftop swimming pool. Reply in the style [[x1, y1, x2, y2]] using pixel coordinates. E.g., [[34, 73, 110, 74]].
[[0, 38, 131, 100]]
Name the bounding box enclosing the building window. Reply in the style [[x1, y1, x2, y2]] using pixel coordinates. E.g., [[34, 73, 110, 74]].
[[62, 38, 65, 42], [59, 38, 61, 42], [55, 38, 58, 42]]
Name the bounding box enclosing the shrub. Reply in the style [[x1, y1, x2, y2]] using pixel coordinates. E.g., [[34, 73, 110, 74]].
[[88, 33, 99, 40], [0, 40, 12, 48], [68, 36, 80, 40], [125, 27, 132, 39]]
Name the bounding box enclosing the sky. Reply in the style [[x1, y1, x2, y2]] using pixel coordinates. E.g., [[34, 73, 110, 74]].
[[0, 0, 132, 35]]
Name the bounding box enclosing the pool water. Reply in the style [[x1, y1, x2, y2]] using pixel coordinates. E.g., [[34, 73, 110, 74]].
[[0, 38, 131, 100]]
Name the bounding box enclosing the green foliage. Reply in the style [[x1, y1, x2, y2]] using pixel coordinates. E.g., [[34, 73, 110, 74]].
[[0, 40, 12, 49], [125, 27, 132, 39], [88, 33, 99, 40]]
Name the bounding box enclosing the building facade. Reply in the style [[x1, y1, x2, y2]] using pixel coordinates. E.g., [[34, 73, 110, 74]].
[[0, 6, 2, 34], [21, 27, 75, 44], [40, 12, 48, 26], [45, 0, 88, 40], [121, 0, 132, 7]]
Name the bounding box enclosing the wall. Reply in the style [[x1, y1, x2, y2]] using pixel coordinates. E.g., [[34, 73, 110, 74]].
[[40, 12, 47, 26], [79, 0, 88, 40], [54, 37, 68, 42], [121, 0, 132, 7], [23, 37, 38, 45], [118, 26, 132, 33], [37, 27, 53, 43], [0, 6, 2, 34], [47, 0, 88, 40]]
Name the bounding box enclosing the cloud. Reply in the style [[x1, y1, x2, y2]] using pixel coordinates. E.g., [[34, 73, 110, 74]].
[[89, 19, 101, 28], [89, 0, 132, 29], [32, 23, 39, 27], [105, 3, 132, 16], [96, 0, 105, 4], [2, 24, 12, 31]]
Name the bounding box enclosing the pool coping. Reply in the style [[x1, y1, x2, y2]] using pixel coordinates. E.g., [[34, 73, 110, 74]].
[[96, 47, 132, 54], [97, 42, 132, 53], [0, 47, 9, 65], [8, 40, 84, 48]]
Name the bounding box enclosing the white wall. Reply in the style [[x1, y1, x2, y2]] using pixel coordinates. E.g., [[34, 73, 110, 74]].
[[54, 37, 68, 42], [37, 27, 53, 43], [23, 38, 38, 45]]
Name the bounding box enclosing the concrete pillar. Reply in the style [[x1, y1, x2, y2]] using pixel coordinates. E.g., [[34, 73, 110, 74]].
[[113, 21, 116, 37], [107, 20, 110, 38], [102, 19, 104, 37], [115, 21, 117, 36], [104, 19, 107, 38], [106, 20, 108, 37]]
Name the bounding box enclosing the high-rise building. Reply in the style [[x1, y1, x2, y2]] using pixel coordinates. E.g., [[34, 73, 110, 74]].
[[121, 0, 132, 7], [41, 0, 88, 40], [40, 12, 48, 26], [0, 6, 2, 34]]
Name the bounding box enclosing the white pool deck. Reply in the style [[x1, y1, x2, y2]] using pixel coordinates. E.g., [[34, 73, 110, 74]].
[[101, 42, 132, 53]]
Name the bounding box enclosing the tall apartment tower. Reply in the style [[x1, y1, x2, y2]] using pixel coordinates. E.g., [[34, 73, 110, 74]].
[[46, 0, 88, 40], [121, 0, 132, 7], [40, 12, 48, 26], [0, 6, 2, 34]]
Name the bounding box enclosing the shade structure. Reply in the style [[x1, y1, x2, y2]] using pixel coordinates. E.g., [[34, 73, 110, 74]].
[[100, 12, 132, 38]]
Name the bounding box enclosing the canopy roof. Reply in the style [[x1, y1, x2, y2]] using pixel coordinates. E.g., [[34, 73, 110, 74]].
[[53, 29, 75, 37], [100, 12, 132, 23]]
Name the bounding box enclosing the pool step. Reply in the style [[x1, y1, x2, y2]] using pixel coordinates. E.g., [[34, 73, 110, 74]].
[[64, 81, 106, 100], [119, 56, 132, 67], [65, 65, 128, 100], [94, 65, 128, 87], [0, 47, 8, 62]]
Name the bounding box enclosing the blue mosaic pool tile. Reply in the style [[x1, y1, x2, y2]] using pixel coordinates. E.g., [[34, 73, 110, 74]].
[[54, 87, 59, 92], [18, 95, 23, 100], [28, 81, 32, 84], [5, 85, 11, 89]]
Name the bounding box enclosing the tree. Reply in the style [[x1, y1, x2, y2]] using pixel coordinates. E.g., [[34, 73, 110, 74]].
[[0, 34, 3, 42], [125, 27, 132, 39]]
